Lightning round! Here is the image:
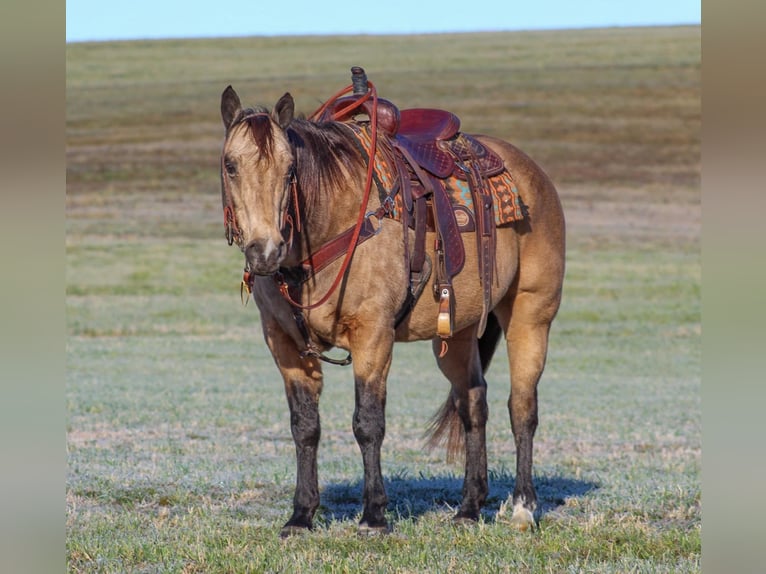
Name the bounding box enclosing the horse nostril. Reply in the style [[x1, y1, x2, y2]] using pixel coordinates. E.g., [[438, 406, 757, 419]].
[[244, 240, 259, 261], [244, 238, 285, 272]]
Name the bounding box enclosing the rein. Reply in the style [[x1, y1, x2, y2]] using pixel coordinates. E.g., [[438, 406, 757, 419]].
[[275, 80, 381, 311]]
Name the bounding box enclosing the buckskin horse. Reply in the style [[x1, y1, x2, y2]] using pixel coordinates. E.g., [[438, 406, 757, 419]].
[[218, 68, 565, 536]]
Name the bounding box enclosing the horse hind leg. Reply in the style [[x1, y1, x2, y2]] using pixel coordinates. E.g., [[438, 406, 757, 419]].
[[426, 327, 490, 523], [495, 285, 562, 531], [478, 312, 503, 373]]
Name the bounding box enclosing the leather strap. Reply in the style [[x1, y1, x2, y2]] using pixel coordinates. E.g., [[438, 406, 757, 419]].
[[451, 135, 496, 337], [393, 141, 465, 278], [296, 209, 384, 279], [411, 196, 427, 274], [430, 174, 465, 278]]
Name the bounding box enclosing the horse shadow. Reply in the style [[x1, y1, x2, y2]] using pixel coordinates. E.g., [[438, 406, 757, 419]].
[[319, 469, 598, 525]]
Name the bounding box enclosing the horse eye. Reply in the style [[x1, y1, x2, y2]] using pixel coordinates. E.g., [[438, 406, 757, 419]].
[[224, 161, 237, 177]]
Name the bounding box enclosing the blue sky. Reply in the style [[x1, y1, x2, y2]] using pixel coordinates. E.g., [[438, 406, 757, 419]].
[[66, 0, 700, 43]]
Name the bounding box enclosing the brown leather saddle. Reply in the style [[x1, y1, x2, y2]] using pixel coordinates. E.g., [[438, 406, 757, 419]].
[[318, 76, 505, 338]]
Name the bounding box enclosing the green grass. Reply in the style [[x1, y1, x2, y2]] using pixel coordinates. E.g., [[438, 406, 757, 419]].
[[67, 26, 700, 573]]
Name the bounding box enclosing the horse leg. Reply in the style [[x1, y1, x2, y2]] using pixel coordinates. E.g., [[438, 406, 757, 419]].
[[478, 312, 503, 373], [350, 329, 394, 534], [431, 328, 489, 523], [261, 320, 324, 537], [495, 288, 560, 531]]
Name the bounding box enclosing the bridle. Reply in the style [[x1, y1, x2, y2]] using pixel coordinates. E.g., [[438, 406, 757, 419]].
[[221, 83, 387, 365], [223, 85, 383, 298]]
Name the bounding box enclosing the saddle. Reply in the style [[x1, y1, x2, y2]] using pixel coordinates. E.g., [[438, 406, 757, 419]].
[[317, 69, 507, 339]]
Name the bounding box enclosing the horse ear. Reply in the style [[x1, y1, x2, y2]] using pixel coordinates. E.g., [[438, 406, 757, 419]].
[[273, 92, 294, 129], [221, 85, 242, 129]]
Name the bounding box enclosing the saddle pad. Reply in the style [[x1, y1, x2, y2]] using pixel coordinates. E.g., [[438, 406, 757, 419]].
[[347, 123, 526, 226]]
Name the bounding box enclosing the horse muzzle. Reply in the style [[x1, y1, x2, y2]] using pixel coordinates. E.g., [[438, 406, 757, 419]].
[[244, 237, 287, 276]]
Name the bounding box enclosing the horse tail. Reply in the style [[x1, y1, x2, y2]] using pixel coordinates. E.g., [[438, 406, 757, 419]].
[[425, 314, 503, 461], [424, 393, 464, 463]]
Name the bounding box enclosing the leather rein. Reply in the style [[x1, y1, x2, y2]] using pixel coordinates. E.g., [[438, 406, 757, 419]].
[[222, 82, 391, 365]]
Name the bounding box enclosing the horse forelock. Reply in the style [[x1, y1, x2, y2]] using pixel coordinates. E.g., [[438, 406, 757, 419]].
[[227, 106, 277, 163]]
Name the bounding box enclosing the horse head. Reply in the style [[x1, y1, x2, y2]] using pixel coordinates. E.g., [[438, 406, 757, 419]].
[[220, 86, 296, 275]]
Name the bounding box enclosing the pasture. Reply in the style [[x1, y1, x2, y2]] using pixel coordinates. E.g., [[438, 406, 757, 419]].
[[66, 26, 700, 572]]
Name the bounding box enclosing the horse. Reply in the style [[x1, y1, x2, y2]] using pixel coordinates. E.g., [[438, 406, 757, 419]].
[[218, 75, 565, 537]]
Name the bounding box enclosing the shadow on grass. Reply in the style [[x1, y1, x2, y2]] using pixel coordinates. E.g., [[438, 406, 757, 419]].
[[320, 470, 598, 524]]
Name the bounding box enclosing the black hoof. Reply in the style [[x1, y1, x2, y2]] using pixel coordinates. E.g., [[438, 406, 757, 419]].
[[453, 510, 480, 525], [453, 516, 478, 527]]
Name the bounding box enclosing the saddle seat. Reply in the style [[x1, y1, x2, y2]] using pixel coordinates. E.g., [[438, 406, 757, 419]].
[[396, 108, 461, 179]]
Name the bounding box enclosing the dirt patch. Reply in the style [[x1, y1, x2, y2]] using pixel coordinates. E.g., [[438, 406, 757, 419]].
[[560, 184, 700, 246]]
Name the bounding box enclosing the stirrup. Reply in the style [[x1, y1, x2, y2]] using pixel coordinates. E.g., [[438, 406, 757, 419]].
[[437, 286, 453, 338]]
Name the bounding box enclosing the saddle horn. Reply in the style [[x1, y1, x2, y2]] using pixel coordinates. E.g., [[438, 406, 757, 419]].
[[351, 66, 368, 95]]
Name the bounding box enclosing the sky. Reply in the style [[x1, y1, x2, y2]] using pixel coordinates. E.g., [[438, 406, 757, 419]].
[[66, 0, 700, 43]]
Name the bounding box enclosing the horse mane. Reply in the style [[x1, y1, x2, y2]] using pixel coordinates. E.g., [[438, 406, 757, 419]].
[[229, 108, 364, 214], [285, 119, 365, 214], [230, 106, 276, 164]]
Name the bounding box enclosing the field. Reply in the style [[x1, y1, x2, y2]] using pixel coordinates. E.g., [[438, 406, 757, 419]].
[[66, 27, 701, 572]]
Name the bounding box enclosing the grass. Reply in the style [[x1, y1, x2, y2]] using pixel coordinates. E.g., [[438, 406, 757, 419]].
[[67, 26, 700, 573]]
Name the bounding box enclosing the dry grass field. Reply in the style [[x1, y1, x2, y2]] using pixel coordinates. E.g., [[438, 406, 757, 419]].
[[66, 26, 700, 572]]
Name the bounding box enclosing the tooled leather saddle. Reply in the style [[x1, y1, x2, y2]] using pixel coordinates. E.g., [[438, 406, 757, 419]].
[[316, 67, 510, 339]]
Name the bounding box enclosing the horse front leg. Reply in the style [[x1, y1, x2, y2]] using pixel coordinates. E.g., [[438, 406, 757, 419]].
[[283, 369, 323, 536], [261, 319, 324, 537], [350, 329, 394, 534]]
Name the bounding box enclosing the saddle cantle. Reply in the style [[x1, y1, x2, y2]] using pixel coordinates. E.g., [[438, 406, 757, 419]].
[[398, 108, 461, 140]]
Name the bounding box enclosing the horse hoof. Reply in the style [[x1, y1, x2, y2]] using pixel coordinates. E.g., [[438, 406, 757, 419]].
[[452, 516, 479, 526], [452, 513, 479, 526], [357, 522, 390, 536], [280, 524, 311, 538], [509, 506, 535, 532]]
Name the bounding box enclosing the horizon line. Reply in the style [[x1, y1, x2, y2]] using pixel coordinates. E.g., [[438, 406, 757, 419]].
[[66, 22, 701, 45]]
